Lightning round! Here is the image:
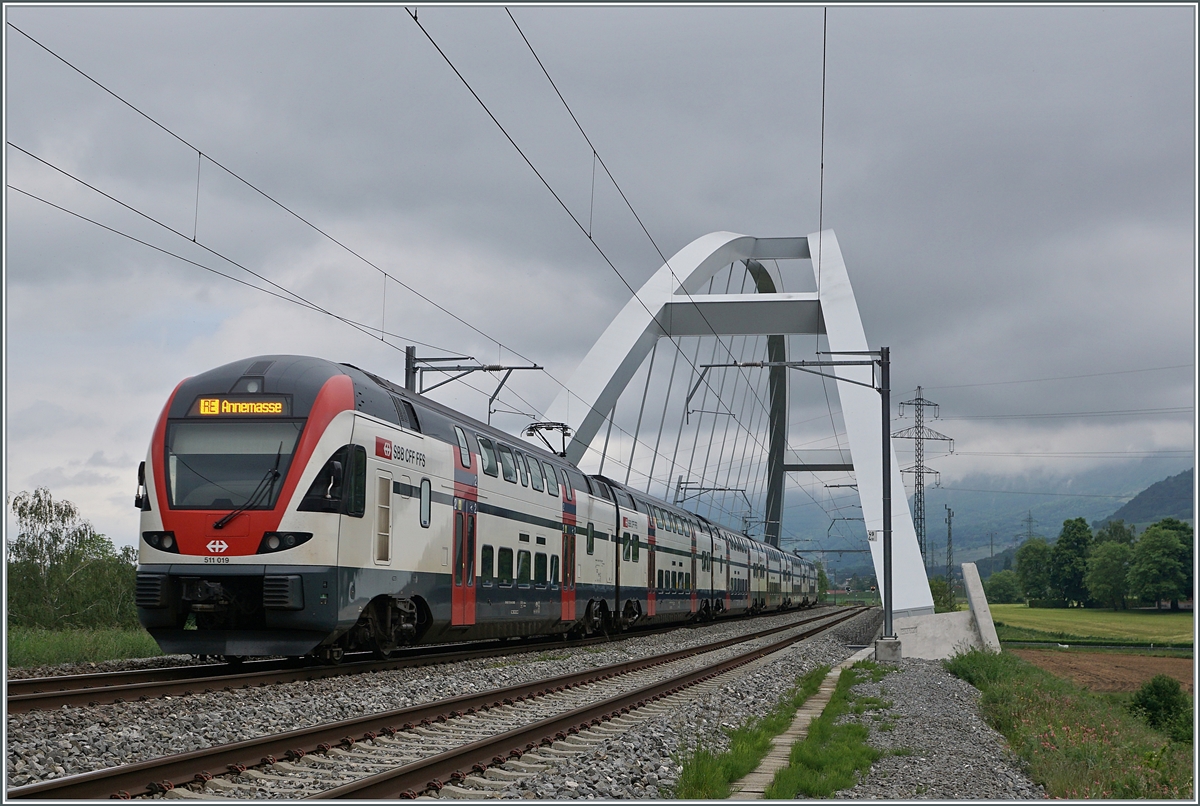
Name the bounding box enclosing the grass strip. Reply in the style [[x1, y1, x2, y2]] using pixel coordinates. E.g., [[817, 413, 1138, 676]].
[[672, 664, 830, 799], [6, 627, 163, 668], [995, 622, 1192, 648], [764, 660, 890, 798], [944, 649, 1194, 799]]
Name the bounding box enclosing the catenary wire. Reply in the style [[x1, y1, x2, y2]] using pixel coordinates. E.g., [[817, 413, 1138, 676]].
[[7, 23, 758, 503]]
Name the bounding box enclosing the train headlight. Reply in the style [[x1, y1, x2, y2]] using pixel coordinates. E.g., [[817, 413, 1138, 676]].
[[142, 531, 179, 554], [258, 532, 313, 554]]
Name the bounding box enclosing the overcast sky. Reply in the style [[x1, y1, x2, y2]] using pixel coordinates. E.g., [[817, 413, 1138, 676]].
[[4, 4, 1195, 551]]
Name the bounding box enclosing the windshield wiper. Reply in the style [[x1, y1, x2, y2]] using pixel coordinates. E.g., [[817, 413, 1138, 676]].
[[213, 442, 283, 530]]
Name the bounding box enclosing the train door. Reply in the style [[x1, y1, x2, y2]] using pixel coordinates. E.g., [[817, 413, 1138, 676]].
[[690, 528, 698, 614], [724, 541, 732, 612], [451, 498, 477, 625], [647, 517, 657, 618], [374, 471, 393, 565], [561, 529, 576, 621]]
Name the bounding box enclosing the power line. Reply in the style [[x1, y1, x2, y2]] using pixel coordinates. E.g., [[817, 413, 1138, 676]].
[[923, 364, 1192, 390], [5, 21, 525, 368], [8, 21, 763, 506], [404, 9, 778, 479], [952, 450, 1191, 458], [939, 405, 1192, 420], [935, 487, 1133, 499], [503, 8, 782, 436]]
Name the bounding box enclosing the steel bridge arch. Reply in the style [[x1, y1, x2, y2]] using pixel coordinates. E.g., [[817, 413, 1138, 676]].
[[545, 229, 934, 617]]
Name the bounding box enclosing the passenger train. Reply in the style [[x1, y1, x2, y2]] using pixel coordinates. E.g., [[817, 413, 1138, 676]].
[[134, 356, 819, 661]]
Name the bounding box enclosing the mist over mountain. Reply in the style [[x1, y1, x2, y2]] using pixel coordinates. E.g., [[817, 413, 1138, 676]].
[[783, 458, 1194, 581], [1096, 468, 1194, 528]]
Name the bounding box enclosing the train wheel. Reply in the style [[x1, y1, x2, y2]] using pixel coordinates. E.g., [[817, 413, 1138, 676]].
[[219, 655, 246, 665]]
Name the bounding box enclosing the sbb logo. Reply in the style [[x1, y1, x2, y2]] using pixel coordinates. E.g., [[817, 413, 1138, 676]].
[[375, 436, 392, 459]]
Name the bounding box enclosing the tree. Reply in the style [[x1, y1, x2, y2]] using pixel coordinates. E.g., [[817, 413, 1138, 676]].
[[1015, 537, 1053, 602], [1094, 519, 1136, 546], [1085, 541, 1132, 611], [6, 488, 139, 629], [1050, 518, 1092, 606], [1149, 518, 1194, 609], [816, 563, 830, 602], [1128, 525, 1187, 610], [983, 569, 1023, 604], [928, 576, 957, 612]]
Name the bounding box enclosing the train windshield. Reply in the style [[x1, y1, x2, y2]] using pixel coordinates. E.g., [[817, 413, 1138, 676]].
[[165, 421, 303, 509]]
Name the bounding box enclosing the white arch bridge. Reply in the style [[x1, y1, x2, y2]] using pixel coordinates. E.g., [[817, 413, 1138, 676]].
[[544, 229, 934, 618]]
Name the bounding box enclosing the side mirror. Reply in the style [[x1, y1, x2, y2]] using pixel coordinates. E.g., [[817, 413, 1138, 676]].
[[326, 461, 344, 499], [134, 461, 147, 509]]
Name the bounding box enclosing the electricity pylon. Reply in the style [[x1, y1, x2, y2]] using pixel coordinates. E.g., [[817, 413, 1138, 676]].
[[893, 386, 953, 571]]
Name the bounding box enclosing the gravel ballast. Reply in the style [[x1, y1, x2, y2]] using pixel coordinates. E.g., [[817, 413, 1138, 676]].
[[5, 609, 1045, 799]]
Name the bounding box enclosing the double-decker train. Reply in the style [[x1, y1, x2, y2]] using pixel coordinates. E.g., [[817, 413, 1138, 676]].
[[134, 355, 818, 661]]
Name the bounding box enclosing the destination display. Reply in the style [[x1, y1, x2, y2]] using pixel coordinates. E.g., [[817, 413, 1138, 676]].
[[188, 395, 291, 416]]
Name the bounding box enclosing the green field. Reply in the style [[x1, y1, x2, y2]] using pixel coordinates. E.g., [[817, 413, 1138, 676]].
[[7, 627, 163, 668], [990, 604, 1193, 644]]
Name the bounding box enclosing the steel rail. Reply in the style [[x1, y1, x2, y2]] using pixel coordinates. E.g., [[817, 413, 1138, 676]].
[[7, 611, 786, 713], [315, 608, 864, 799], [6, 608, 859, 800]]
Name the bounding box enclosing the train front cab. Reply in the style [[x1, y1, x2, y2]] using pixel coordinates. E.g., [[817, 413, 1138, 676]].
[[135, 364, 360, 658]]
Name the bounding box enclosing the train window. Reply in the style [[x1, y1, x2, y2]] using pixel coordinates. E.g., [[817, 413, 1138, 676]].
[[671, 571, 677, 590], [632, 536, 640, 563], [376, 476, 392, 563], [536, 535, 546, 545], [657, 569, 663, 589], [622, 532, 631, 562], [299, 445, 351, 513], [525, 456, 544, 492], [477, 437, 499, 477], [594, 480, 612, 501], [686, 573, 692, 590], [517, 550, 532, 586], [498, 548, 514, 586], [481, 545, 494, 585], [497, 445, 517, 483], [534, 553, 547, 586], [519, 533, 530, 543], [586, 522, 595, 555], [550, 555, 559, 586], [513, 450, 529, 486], [544, 465, 560, 497], [454, 427, 472, 468], [419, 479, 431, 528]]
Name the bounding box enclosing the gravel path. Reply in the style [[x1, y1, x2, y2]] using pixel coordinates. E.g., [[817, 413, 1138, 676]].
[[831, 657, 1044, 800], [5, 610, 1046, 800]]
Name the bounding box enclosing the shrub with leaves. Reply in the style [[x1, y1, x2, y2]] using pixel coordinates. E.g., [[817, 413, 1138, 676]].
[[1129, 674, 1194, 743]]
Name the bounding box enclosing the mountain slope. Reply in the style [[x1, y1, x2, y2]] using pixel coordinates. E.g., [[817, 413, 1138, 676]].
[[1098, 468, 1193, 526]]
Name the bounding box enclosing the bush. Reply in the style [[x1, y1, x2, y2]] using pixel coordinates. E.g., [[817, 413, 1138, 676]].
[[984, 570, 1023, 604], [1129, 675, 1193, 743]]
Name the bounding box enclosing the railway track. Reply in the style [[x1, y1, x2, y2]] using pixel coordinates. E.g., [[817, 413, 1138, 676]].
[[6, 613, 772, 714], [6, 607, 864, 799]]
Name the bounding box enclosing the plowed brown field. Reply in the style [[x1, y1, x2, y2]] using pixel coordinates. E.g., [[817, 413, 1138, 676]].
[[1011, 649, 1193, 693]]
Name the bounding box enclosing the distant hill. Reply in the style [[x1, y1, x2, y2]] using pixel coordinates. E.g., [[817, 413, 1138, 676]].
[[1095, 468, 1194, 528]]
